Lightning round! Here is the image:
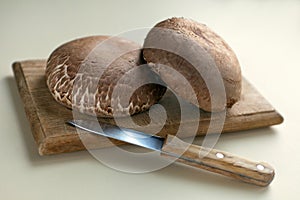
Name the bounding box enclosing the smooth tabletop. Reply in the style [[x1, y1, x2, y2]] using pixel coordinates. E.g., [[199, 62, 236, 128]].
[[1, 1, 299, 200]]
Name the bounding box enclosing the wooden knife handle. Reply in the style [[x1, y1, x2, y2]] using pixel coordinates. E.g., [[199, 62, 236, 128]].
[[161, 135, 275, 187]]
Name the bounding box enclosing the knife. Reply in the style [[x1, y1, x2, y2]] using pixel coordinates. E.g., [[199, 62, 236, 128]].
[[67, 120, 274, 187]]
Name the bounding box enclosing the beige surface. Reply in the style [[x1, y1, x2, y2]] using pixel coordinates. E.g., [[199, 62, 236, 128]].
[[0, 0, 298, 199]]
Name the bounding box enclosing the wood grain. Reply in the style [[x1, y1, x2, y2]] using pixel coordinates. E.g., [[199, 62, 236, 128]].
[[12, 60, 283, 155], [161, 135, 274, 186]]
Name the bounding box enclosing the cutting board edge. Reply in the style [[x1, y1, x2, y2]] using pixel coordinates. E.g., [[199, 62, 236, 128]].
[[12, 61, 46, 147], [37, 110, 283, 155]]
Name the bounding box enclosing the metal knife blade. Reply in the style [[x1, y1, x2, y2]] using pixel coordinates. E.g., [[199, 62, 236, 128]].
[[67, 120, 164, 151]]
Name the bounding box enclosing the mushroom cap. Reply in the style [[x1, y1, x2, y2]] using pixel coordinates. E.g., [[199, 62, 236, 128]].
[[46, 36, 166, 117], [143, 17, 242, 112]]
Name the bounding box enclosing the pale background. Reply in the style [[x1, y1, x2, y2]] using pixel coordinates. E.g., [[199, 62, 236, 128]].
[[1, 0, 299, 199]]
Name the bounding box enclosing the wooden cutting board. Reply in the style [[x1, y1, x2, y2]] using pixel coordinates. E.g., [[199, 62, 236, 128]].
[[12, 60, 283, 155]]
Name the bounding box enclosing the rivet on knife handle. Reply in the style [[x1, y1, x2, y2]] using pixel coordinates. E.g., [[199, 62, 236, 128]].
[[161, 135, 275, 187]]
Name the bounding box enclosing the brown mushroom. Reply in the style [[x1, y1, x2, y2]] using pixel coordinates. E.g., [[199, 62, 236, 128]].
[[46, 36, 166, 117], [143, 17, 242, 112]]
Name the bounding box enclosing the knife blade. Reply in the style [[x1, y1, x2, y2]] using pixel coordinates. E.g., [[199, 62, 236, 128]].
[[67, 120, 275, 187]]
